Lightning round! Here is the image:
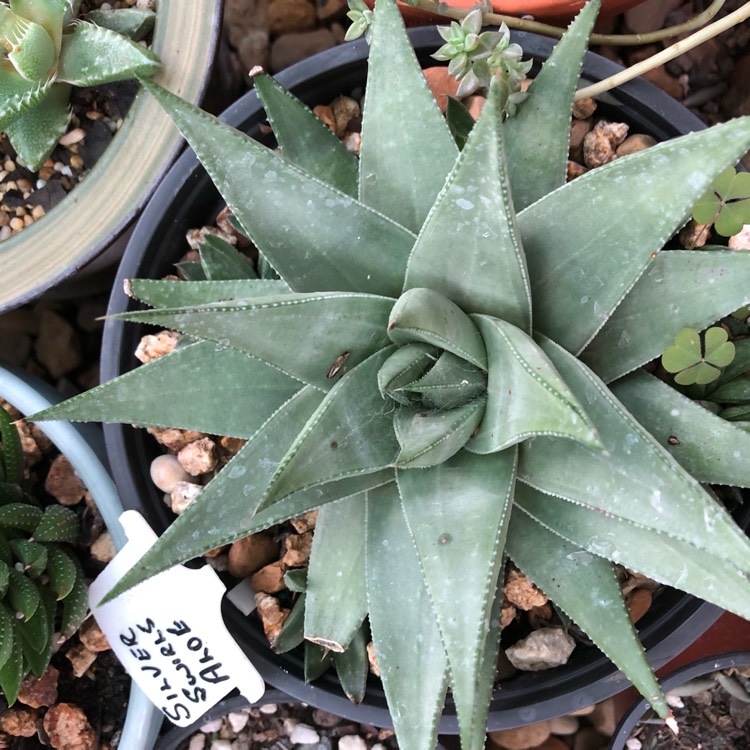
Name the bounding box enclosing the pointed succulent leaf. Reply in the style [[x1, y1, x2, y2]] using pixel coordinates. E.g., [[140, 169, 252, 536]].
[[611, 370, 750, 488], [0, 66, 49, 130], [398, 449, 515, 746], [0, 534, 11, 567], [721, 404, 750, 422], [56, 22, 159, 85], [404, 78, 531, 329], [84, 8, 156, 41], [117, 292, 393, 391], [506, 504, 669, 719], [0, 407, 23, 485], [0, 504, 42, 533], [333, 622, 369, 704], [388, 288, 486, 369], [520, 337, 750, 572], [0, 616, 23, 704], [16, 587, 51, 655], [253, 73, 358, 196], [709, 377, 750, 404], [445, 96, 475, 151], [305, 495, 367, 652], [366, 484, 448, 750], [261, 348, 399, 507], [32, 341, 302, 439], [101, 386, 325, 602], [176, 261, 206, 281], [2, 81, 71, 171], [284, 568, 307, 593], [139, 79, 416, 298], [10, 540, 47, 579], [33, 505, 79, 544], [394, 398, 485, 468], [46, 545, 78, 600], [468, 316, 600, 454], [7, 568, 40, 621], [198, 234, 257, 280], [273, 593, 305, 653], [18, 590, 55, 677], [6, 17, 55, 82], [504, 0, 600, 211], [9, 0, 66, 53], [0, 601, 13, 670], [405, 351, 486, 410], [359, 0, 457, 232], [304, 641, 333, 682], [514, 483, 750, 621], [519, 116, 750, 353], [127, 278, 290, 308], [378, 343, 440, 405], [60, 563, 88, 639], [582, 250, 750, 383]]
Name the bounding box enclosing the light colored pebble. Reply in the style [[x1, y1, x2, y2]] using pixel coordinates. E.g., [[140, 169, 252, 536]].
[[505, 627, 576, 671], [35, 179, 47, 189], [289, 723, 320, 744], [548, 714, 579, 735], [339, 736, 367, 750], [199, 717, 223, 733], [226, 711, 249, 733], [0, 225, 11, 240], [209, 740, 232, 750], [188, 735, 206, 750], [258, 703, 277, 714], [91, 532, 116, 563], [59, 127, 86, 147], [4, 159, 15, 171], [626, 739, 642, 750], [171, 481, 203, 514], [32, 205, 45, 219], [10, 217, 24, 231], [150, 454, 192, 493]]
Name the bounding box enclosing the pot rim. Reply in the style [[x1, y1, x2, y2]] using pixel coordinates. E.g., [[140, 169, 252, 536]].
[[0, 0, 223, 314], [101, 27, 735, 733], [608, 650, 750, 750]]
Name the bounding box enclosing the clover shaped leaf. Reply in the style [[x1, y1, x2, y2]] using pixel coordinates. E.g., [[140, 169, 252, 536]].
[[692, 166, 750, 237], [662, 326, 735, 385]]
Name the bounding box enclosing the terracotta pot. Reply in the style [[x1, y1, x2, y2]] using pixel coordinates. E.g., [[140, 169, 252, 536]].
[[386, 0, 647, 26]]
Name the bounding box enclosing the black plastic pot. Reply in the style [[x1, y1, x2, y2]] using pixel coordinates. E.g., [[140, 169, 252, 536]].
[[609, 651, 750, 749], [101, 27, 744, 734]]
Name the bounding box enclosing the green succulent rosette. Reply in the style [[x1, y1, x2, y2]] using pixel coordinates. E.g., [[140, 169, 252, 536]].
[[32, 1, 750, 748]]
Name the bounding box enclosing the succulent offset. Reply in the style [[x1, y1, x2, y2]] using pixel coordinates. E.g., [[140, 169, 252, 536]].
[[0, 405, 87, 704], [33, 0, 750, 747], [0, 0, 159, 171]]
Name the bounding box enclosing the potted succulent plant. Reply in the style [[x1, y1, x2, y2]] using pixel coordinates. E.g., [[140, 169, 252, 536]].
[[0, 0, 222, 312], [0, 363, 162, 748], [32, 0, 750, 748]]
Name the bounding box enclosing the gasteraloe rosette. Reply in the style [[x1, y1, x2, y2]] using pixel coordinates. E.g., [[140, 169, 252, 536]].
[[32, 0, 750, 747], [0, 405, 86, 705], [0, 0, 159, 170]]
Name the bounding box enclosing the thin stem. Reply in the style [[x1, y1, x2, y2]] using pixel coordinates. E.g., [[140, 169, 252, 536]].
[[575, 1, 750, 100], [406, 0, 726, 46]]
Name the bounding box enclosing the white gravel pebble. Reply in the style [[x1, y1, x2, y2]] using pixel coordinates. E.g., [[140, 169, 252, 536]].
[[259, 703, 277, 714], [188, 735, 206, 750], [200, 718, 223, 733], [289, 723, 321, 744], [339, 736, 367, 750], [209, 741, 232, 750], [227, 711, 250, 732]]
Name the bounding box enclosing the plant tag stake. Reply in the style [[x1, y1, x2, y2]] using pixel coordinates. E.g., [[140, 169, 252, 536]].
[[89, 510, 265, 726]]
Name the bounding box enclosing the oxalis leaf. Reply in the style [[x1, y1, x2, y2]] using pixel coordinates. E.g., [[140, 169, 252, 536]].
[[398, 449, 515, 749], [519, 337, 750, 573], [506, 503, 669, 719], [138, 78, 417, 298], [519, 116, 750, 354]]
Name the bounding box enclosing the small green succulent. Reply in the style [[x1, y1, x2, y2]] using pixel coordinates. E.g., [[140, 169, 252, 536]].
[[0, 0, 159, 171], [0, 405, 87, 705], [33, 0, 750, 747]]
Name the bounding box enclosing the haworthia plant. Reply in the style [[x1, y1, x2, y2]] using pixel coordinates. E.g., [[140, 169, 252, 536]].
[[0, 406, 85, 704], [0, 0, 159, 171], [32, 0, 750, 747]]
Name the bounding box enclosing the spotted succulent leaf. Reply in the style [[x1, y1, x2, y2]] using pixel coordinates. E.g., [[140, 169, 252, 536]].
[[0, 504, 43, 533], [0, 617, 23, 704], [7, 567, 40, 621], [127, 278, 291, 307], [197, 235, 258, 280], [0, 600, 13, 669], [33, 505, 79, 545], [46, 545, 78, 600], [84, 8, 156, 41], [10, 539, 47, 579], [60, 562, 87, 639], [333, 621, 369, 704], [0, 405, 23, 485]]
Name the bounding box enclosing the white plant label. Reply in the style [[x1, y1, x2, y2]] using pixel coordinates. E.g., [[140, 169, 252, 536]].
[[89, 510, 265, 726]]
